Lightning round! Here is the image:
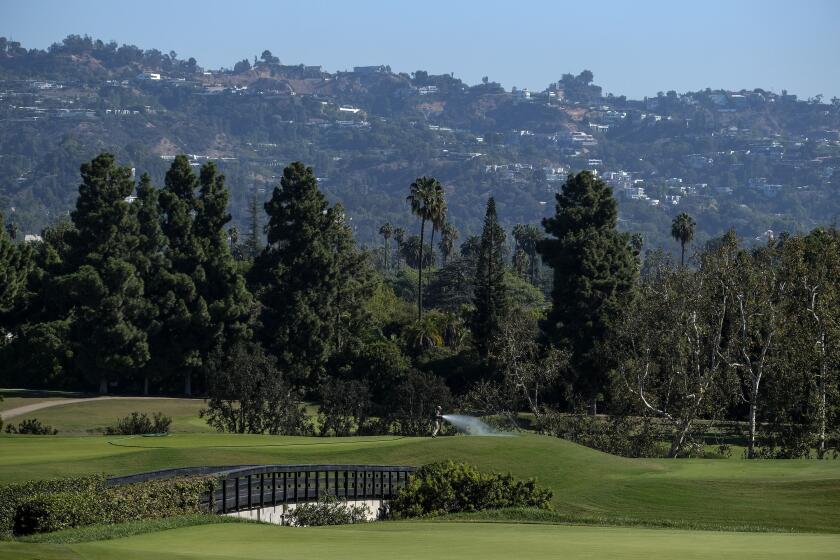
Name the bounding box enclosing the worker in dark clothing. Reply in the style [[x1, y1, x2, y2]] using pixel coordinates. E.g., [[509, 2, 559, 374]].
[[432, 405, 443, 437]]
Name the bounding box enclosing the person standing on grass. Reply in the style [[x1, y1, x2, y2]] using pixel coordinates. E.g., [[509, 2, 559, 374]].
[[432, 405, 443, 437]]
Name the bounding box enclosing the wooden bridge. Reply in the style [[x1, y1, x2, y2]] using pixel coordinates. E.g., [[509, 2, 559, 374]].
[[109, 464, 417, 523]]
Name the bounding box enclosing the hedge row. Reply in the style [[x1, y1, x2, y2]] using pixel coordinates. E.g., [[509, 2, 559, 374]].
[[3, 475, 216, 536], [0, 475, 105, 537], [390, 461, 553, 518]]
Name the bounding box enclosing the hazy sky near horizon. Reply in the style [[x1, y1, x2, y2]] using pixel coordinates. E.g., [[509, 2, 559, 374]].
[[2, 0, 838, 99]]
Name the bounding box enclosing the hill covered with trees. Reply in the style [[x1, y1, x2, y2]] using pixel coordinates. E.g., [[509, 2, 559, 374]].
[[1, 34, 839, 254]]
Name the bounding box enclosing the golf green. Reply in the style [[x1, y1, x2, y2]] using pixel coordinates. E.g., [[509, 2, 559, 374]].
[[2, 522, 839, 560]]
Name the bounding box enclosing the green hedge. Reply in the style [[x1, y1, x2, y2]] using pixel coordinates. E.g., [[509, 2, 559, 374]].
[[390, 461, 553, 518], [0, 475, 105, 537], [8, 476, 216, 536]]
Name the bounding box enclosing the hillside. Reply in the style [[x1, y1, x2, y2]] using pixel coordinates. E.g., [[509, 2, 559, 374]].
[[1, 35, 839, 252]]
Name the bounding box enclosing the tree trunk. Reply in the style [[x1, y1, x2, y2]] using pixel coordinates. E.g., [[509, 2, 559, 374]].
[[747, 384, 759, 459], [669, 419, 693, 458], [818, 333, 827, 459], [98, 377, 108, 395], [680, 241, 686, 267], [184, 372, 192, 397], [418, 219, 425, 320]]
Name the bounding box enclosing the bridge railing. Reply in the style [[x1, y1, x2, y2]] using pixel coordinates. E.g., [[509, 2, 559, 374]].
[[205, 464, 417, 514]]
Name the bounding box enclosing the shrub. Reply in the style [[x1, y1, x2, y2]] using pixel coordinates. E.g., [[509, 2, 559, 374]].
[[539, 412, 660, 458], [0, 475, 105, 537], [4, 418, 58, 435], [104, 412, 172, 435], [387, 369, 453, 436], [286, 494, 370, 526], [318, 378, 371, 436], [14, 491, 102, 535], [390, 461, 552, 518], [10, 475, 215, 536]]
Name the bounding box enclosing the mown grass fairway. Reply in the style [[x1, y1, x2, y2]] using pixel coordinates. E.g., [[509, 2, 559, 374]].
[[2, 521, 840, 560], [4, 397, 211, 434], [1, 432, 838, 532]]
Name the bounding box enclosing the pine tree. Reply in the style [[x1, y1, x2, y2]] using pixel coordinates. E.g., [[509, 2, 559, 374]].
[[251, 162, 347, 385], [471, 197, 508, 357], [62, 153, 149, 393], [194, 161, 252, 357], [539, 171, 637, 411], [0, 213, 31, 328], [157, 155, 208, 396], [132, 173, 169, 394]]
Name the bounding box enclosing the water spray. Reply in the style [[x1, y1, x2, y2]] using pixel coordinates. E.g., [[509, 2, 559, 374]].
[[441, 414, 511, 437]]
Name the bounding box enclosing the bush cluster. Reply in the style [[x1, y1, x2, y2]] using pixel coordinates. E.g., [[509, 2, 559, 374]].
[[4, 418, 58, 435], [390, 461, 552, 518], [104, 412, 172, 435], [7, 475, 214, 536], [539, 412, 660, 458], [0, 475, 105, 537], [286, 494, 371, 526]]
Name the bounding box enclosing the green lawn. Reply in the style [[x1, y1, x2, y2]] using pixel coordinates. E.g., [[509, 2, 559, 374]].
[[2, 521, 839, 560], [1, 432, 838, 532], [5, 398, 212, 434]]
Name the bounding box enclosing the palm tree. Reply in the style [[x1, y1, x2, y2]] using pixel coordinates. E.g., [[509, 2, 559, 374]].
[[439, 222, 459, 266], [379, 222, 393, 272], [427, 182, 447, 277], [671, 212, 696, 267], [393, 227, 405, 270], [407, 177, 440, 319]]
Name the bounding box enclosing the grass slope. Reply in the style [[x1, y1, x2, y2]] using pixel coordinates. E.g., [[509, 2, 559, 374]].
[[1, 433, 838, 532], [6, 398, 211, 434], [2, 522, 840, 560]]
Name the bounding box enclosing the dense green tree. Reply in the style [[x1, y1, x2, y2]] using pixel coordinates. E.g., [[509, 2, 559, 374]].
[[779, 228, 840, 458], [157, 156, 206, 395], [0, 213, 31, 329], [251, 162, 349, 385], [62, 153, 150, 393], [194, 162, 252, 356], [131, 173, 169, 394], [539, 171, 638, 411], [471, 197, 508, 357], [201, 340, 310, 434], [671, 212, 696, 267], [613, 234, 738, 457]]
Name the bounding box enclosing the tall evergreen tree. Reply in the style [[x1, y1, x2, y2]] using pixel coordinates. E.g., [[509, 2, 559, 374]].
[[132, 173, 169, 394], [157, 155, 208, 396], [251, 162, 350, 385], [538, 171, 638, 412], [471, 197, 508, 357], [0, 213, 31, 330], [62, 153, 149, 393], [194, 161, 252, 356]]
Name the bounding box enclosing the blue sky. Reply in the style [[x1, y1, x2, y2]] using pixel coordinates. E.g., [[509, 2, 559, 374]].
[[2, 0, 838, 99]]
